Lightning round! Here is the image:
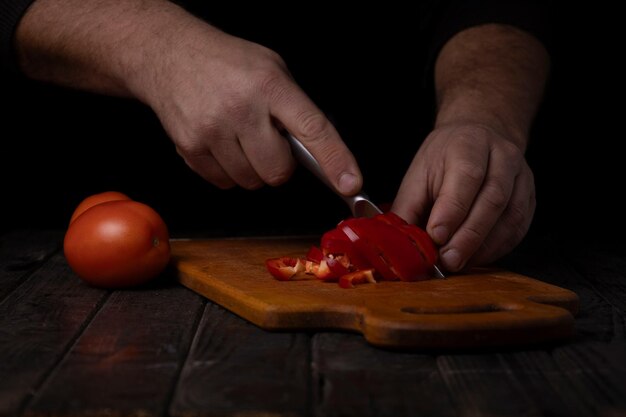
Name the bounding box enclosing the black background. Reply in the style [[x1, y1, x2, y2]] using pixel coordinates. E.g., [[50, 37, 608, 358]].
[[1, 4, 624, 243]]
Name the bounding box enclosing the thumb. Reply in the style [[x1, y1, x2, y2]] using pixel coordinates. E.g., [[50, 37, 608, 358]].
[[270, 84, 362, 196]]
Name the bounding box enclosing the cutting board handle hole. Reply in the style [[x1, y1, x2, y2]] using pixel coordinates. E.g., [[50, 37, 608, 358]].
[[401, 304, 505, 315]]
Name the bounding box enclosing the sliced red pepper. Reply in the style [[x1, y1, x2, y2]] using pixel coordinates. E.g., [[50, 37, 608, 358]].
[[265, 257, 305, 281], [321, 226, 370, 270], [347, 218, 430, 281], [308, 259, 335, 281], [398, 224, 438, 267], [340, 222, 396, 280], [306, 245, 324, 262], [339, 269, 376, 289], [374, 211, 406, 227], [373, 212, 439, 272], [325, 256, 350, 278], [267, 212, 438, 287]]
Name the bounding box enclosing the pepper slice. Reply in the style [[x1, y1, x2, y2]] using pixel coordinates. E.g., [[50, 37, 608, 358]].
[[339, 269, 376, 289], [265, 257, 306, 281], [267, 212, 438, 288]]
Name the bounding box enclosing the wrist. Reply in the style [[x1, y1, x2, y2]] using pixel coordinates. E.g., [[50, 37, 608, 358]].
[[432, 24, 550, 154], [434, 93, 529, 151]]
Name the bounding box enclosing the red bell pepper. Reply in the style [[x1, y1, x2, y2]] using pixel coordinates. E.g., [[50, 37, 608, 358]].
[[266, 212, 439, 288], [265, 257, 306, 281]]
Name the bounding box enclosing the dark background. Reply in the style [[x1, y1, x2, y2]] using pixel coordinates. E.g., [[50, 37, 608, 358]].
[[1, 4, 624, 242]]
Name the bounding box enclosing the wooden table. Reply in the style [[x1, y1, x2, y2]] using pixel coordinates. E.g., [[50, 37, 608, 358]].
[[1, 229, 625, 417]]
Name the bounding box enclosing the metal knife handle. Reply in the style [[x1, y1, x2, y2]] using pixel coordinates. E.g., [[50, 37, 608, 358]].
[[284, 132, 335, 191], [284, 132, 371, 216]]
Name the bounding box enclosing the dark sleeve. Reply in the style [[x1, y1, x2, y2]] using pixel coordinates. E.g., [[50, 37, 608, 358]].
[[0, 0, 37, 74], [421, 0, 554, 83]]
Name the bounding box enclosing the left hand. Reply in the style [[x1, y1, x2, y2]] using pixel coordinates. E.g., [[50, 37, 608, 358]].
[[391, 123, 536, 272]]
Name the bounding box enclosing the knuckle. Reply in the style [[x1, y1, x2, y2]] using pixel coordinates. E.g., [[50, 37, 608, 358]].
[[507, 203, 527, 228], [261, 48, 286, 67], [460, 224, 487, 247], [297, 111, 331, 141], [501, 139, 522, 157], [499, 141, 524, 168], [262, 161, 295, 187], [504, 203, 531, 243], [219, 94, 254, 125], [457, 161, 486, 183], [482, 182, 509, 212], [183, 120, 224, 149], [258, 67, 290, 99], [249, 43, 285, 65], [175, 139, 204, 159], [443, 196, 471, 217]]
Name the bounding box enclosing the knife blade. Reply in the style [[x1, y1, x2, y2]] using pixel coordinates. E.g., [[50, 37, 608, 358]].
[[284, 131, 445, 278]]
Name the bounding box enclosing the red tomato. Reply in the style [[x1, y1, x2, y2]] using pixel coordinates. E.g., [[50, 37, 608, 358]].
[[69, 191, 131, 224], [64, 196, 170, 288]]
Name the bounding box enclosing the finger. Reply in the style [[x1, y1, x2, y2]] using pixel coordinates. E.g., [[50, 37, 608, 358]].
[[391, 156, 435, 227], [437, 148, 519, 271], [238, 114, 295, 186], [468, 164, 536, 266], [268, 82, 362, 196], [178, 147, 236, 190], [426, 143, 489, 246], [175, 123, 260, 189], [207, 133, 265, 190]]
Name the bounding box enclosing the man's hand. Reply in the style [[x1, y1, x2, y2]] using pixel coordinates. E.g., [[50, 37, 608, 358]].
[[138, 27, 361, 192], [16, 0, 362, 194], [392, 123, 535, 271], [393, 24, 550, 272]]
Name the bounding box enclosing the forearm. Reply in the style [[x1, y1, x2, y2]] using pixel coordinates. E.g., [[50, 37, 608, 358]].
[[14, 0, 208, 100], [433, 24, 550, 151]]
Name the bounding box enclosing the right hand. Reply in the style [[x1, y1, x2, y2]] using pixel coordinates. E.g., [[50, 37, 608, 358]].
[[135, 23, 362, 193]]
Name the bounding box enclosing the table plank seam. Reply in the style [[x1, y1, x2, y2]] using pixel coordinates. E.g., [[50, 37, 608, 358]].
[[0, 245, 62, 308], [18, 290, 112, 417], [165, 296, 208, 416]]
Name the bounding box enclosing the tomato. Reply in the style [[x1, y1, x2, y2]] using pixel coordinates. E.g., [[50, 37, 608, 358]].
[[69, 191, 131, 224], [266, 212, 439, 288], [64, 195, 170, 288]]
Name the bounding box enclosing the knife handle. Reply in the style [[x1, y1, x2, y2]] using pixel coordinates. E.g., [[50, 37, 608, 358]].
[[284, 131, 372, 216], [283, 131, 336, 192]]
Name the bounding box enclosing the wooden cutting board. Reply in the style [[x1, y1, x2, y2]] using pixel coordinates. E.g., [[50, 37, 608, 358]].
[[171, 237, 579, 349]]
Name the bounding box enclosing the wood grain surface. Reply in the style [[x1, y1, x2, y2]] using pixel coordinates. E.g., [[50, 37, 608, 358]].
[[171, 238, 579, 349], [3, 230, 626, 417]]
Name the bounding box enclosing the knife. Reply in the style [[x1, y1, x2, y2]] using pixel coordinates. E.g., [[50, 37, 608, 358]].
[[284, 131, 445, 278], [284, 131, 381, 218]]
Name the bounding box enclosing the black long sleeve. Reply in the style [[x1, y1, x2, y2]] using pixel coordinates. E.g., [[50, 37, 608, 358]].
[[0, 0, 36, 74]]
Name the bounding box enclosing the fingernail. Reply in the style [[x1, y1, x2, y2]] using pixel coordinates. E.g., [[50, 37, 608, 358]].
[[432, 226, 449, 244], [441, 249, 462, 271], [338, 173, 358, 195]]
